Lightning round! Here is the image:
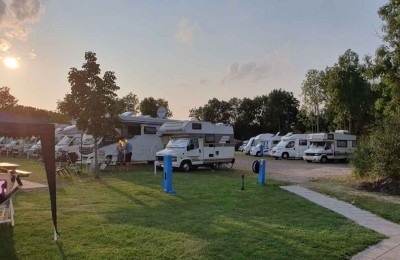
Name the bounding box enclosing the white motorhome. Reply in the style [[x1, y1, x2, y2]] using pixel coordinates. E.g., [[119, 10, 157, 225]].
[[55, 125, 85, 155], [79, 114, 179, 164], [242, 136, 256, 155], [155, 121, 235, 172], [249, 133, 282, 156], [303, 130, 357, 163], [269, 133, 309, 159]]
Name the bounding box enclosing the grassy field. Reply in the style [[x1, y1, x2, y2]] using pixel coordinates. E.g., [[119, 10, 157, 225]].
[[301, 175, 400, 224], [0, 158, 384, 259]]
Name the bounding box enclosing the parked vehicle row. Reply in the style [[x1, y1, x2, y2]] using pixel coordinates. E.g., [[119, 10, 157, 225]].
[[242, 131, 357, 163]]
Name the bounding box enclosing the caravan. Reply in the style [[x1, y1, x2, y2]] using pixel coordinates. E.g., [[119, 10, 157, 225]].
[[155, 121, 235, 172], [303, 130, 357, 163], [269, 133, 309, 159], [249, 133, 282, 156], [78, 114, 179, 164]]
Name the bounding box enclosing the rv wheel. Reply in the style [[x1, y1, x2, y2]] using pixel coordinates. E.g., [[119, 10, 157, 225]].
[[180, 161, 191, 172], [320, 156, 328, 163], [256, 152, 260, 157], [212, 163, 220, 170], [282, 153, 289, 159]]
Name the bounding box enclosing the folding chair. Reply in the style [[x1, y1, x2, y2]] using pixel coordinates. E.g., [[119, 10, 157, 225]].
[[0, 172, 21, 226]]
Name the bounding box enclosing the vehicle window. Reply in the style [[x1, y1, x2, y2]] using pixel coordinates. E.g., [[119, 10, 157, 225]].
[[70, 138, 81, 146], [337, 140, 347, 147], [205, 135, 215, 143], [127, 125, 141, 138], [191, 138, 199, 149], [143, 126, 157, 135], [299, 139, 307, 146], [273, 140, 280, 145], [192, 123, 202, 130], [286, 141, 295, 148]]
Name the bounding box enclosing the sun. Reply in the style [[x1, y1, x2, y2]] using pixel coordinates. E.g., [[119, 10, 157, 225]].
[[3, 57, 20, 69]]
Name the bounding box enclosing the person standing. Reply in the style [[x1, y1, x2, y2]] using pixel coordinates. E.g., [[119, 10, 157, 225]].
[[124, 140, 133, 171]]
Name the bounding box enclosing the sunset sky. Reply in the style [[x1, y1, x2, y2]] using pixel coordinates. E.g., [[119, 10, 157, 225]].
[[0, 0, 386, 119]]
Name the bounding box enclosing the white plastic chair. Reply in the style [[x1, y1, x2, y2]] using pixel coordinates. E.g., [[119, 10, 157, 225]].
[[0, 173, 19, 226]]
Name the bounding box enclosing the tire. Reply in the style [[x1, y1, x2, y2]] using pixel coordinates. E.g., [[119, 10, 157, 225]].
[[282, 153, 289, 160], [180, 161, 191, 172], [212, 163, 220, 170], [252, 160, 260, 173], [320, 156, 328, 163], [306, 160, 312, 163], [256, 152, 260, 157]]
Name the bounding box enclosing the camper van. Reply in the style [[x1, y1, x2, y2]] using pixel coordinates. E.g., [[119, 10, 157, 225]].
[[269, 133, 309, 159], [55, 135, 82, 155], [242, 137, 256, 155], [78, 114, 179, 164], [249, 134, 282, 156], [155, 121, 235, 172], [303, 131, 357, 163]]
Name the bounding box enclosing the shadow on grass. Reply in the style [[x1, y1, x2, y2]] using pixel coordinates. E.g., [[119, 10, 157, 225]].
[[97, 171, 381, 258], [0, 226, 18, 259]]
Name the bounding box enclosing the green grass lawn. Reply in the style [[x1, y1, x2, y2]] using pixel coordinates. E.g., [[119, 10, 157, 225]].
[[0, 158, 384, 259], [301, 176, 400, 224]]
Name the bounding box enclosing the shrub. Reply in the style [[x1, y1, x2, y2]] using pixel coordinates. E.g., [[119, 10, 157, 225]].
[[351, 114, 400, 179]]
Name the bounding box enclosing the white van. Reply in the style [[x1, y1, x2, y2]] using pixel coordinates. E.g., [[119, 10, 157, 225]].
[[55, 135, 82, 155], [250, 134, 282, 156], [303, 131, 357, 163], [269, 133, 309, 159], [156, 121, 235, 172], [242, 137, 256, 155]]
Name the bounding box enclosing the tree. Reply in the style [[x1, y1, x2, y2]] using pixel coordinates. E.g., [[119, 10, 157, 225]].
[[57, 52, 120, 178], [325, 50, 374, 134], [267, 89, 299, 133], [363, 0, 400, 117], [301, 69, 326, 132], [0, 86, 18, 110], [119, 92, 140, 115], [139, 97, 173, 118]]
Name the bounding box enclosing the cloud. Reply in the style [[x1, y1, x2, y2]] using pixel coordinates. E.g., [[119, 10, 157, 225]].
[[221, 49, 291, 84], [0, 0, 44, 52], [29, 48, 35, 59], [175, 17, 198, 44]]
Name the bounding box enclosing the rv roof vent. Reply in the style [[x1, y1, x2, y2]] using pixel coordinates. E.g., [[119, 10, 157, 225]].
[[216, 123, 224, 126], [335, 130, 349, 134], [121, 112, 133, 116]]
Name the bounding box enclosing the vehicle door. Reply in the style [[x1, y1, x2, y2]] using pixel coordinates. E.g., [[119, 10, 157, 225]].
[[325, 142, 335, 158], [187, 138, 202, 163], [297, 139, 308, 157], [285, 141, 296, 157]]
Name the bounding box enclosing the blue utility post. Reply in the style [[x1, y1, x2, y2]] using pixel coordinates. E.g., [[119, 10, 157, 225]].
[[163, 155, 176, 194], [258, 159, 266, 185]]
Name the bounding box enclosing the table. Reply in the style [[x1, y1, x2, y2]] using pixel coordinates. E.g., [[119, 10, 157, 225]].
[[0, 163, 20, 171]]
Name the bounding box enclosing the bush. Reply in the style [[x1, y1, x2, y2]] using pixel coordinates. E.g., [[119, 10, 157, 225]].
[[351, 114, 400, 179]]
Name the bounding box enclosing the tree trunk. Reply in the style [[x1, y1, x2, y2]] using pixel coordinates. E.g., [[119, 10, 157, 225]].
[[316, 104, 320, 133], [94, 137, 99, 179], [348, 118, 352, 134]]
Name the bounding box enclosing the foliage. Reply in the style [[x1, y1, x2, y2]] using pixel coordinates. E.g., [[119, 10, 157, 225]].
[[57, 51, 120, 178], [0, 86, 18, 110], [139, 97, 173, 118], [325, 49, 375, 134], [118, 92, 140, 115], [363, 0, 400, 117], [189, 89, 299, 139], [301, 69, 327, 132], [351, 113, 400, 179]]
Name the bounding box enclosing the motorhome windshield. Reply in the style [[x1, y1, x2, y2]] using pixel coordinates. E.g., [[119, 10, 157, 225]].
[[166, 138, 189, 148], [310, 142, 326, 149], [82, 134, 93, 144], [276, 140, 288, 148], [58, 136, 73, 146]]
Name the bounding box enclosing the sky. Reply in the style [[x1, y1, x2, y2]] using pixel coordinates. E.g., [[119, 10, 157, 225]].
[[0, 0, 387, 120]]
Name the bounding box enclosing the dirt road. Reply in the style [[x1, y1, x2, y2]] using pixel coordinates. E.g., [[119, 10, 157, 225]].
[[233, 152, 351, 183]]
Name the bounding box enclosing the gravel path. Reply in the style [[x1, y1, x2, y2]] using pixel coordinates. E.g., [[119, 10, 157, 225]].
[[233, 152, 351, 183]]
